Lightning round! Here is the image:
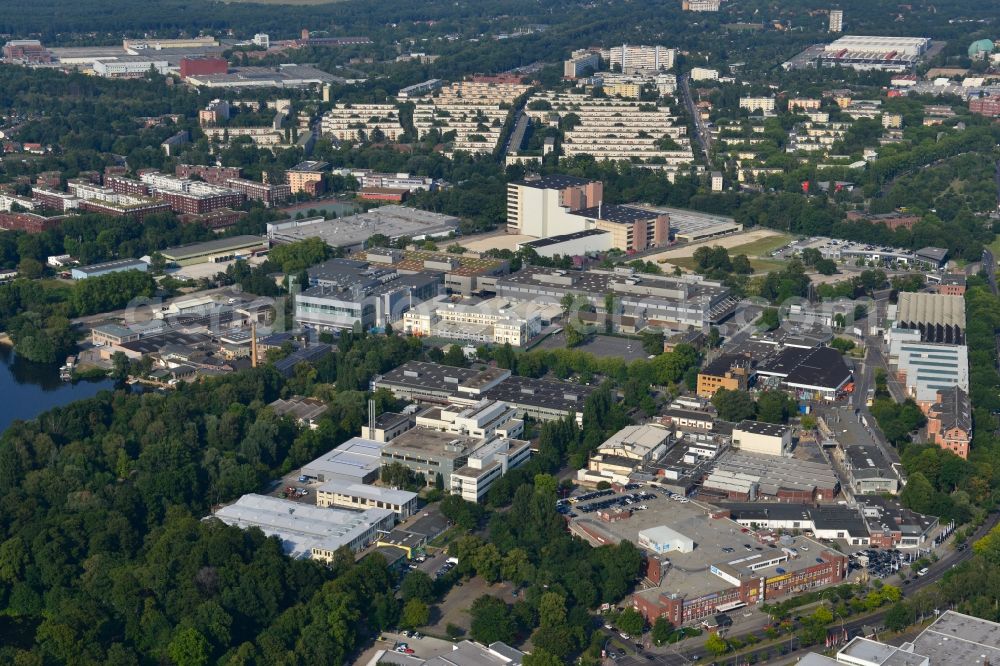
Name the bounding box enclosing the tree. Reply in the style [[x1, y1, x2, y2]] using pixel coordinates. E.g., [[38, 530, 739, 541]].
[[705, 633, 729, 657], [758, 307, 780, 331], [401, 599, 430, 629], [400, 570, 435, 603], [442, 344, 468, 367], [652, 616, 674, 645], [167, 628, 210, 666], [712, 388, 757, 422], [756, 390, 795, 424], [640, 329, 665, 356], [523, 648, 563, 666], [617, 608, 645, 636], [538, 592, 567, 628], [469, 596, 516, 644], [815, 258, 838, 275], [110, 351, 130, 383]]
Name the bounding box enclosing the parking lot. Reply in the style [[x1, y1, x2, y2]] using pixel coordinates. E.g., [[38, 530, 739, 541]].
[[560, 486, 689, 518]]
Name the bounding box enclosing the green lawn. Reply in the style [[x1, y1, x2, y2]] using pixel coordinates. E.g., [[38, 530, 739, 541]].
[[669, 233, 792, 273]]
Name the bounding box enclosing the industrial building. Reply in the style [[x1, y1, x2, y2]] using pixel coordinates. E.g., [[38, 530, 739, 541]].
[[160, 235, 268, 266], [300, 437, 388, 484], [71, 258, 148, 280], [495, 267, 738, 332], [817, 35, 932, 71], [209, 494, 395, 559], [402, 295, 551, 347], [350, 247, 509, 296], [295, 257, 442, 331], [891, 292, 965, 344], [571, 497, 845, 625], [315, 479, 418, 518], [755, 345, 853, 401], [267, 395, 329, 430], [731, 421, 792, 457], [802, 610, 1000, 665], [373, 361, 596, 425], [697, 354, 753, 398], [183, 64, 339, 88], [638, 525, 695, 554], [505, 174, 603, 237], [518, 229, 612, 259], [703, 450, 840, 502], [841, 444, 900, 495], [267, 206, 460, 252], [579, 424, 674, 486], [885, 327, 968, 403]]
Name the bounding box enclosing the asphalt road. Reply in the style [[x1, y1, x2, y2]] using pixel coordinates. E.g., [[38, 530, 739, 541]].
[[679, 74, 712, 164]]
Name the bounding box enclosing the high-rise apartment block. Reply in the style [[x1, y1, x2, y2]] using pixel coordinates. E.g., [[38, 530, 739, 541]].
[[603, 44, 676, 73], [564, 49, 601, 78], [829, 9, 844, 33]]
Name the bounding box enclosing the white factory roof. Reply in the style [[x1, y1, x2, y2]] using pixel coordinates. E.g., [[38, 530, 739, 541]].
[[209, 494, 393, 558], [302, 437, 387, 481], [598, 424, 671, 458]]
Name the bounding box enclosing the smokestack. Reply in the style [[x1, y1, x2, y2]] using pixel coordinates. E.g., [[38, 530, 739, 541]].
[[250, 321, 258, 368], [598, 202, 602, 219], [368, 399, 376, 437]]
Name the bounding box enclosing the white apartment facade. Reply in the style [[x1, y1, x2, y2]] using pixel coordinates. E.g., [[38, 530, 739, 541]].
[[321, 103, 404, 142]]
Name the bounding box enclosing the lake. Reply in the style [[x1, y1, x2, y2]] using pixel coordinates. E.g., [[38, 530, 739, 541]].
[[0, 345, 115, 435]]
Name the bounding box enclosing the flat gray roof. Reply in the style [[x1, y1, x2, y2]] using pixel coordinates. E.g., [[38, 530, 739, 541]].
[[316, 479, 417, 506], [911, 610, 1000, 664], [161, 235, 266, 260], [302, 437, 386, 481], [270, 205, 459, 249]]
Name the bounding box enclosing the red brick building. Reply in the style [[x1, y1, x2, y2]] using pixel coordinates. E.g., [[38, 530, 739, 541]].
[[180, 57, 229, 78], [79, 200, 172, 222], [0, 212, 64, 233], [157, 190, 245, 215], [175, 164, 242, 186], [970, 96, 1000, 118], [358, 186, 409, 202], [225, 178, 291, 207], [178, 209, 248, 229], [846, 210, 920, 230], [926, 387, 971, 459], [106, 176, 151, 197], [633, 551, 847, 624]]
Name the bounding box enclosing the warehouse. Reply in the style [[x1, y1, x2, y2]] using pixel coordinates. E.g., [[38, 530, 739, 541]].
[[373, 360, 597, 425], [893, 291, 965, 344], [301, 437, 387, 484], [518, 229, 612, 259], [731, 421, 791, 457], [638, 525, 695, 554], [209, 494, 394, 559], [267, 205, 460, 252], [160, 235, 268, 266], [703, 450, 840, 502], [756, 345, 852, 400], [71, 258, 148, 280], [629, 205, 743, 242]]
